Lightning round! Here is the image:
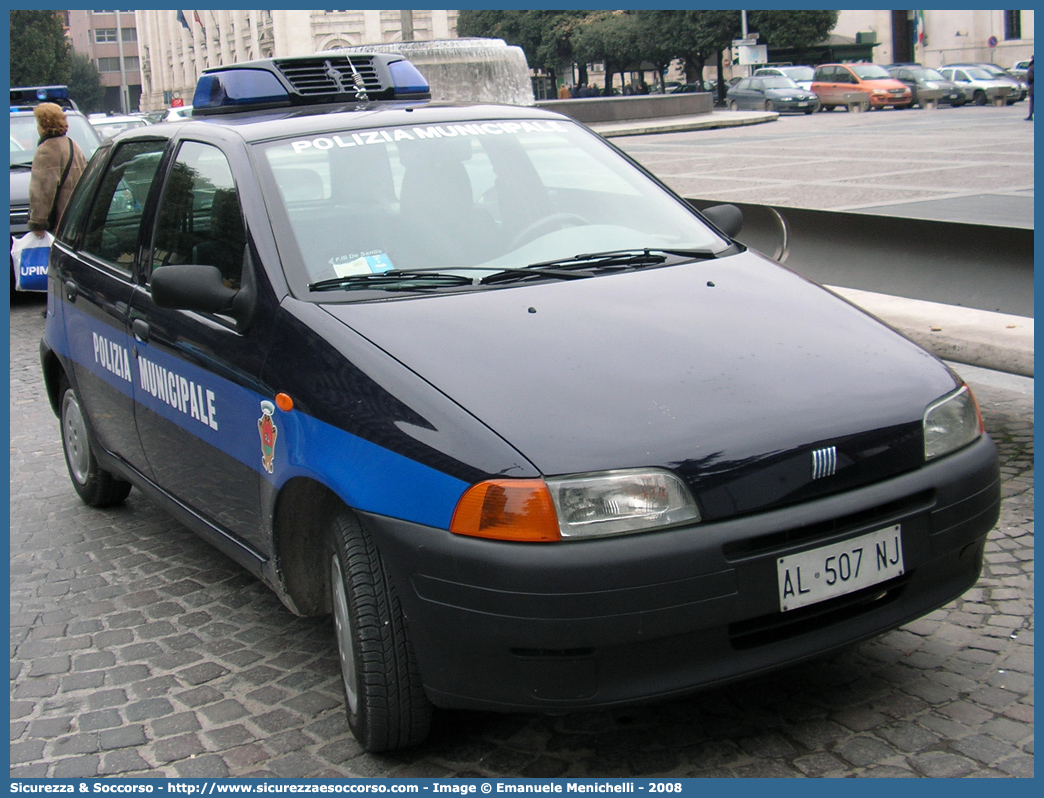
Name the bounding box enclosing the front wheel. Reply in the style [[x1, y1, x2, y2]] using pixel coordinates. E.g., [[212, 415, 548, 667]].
[[729, 101, 739, 112], [59, 376, 132, 507], [973, 90, 987, 106], [329, 509, 432, 752]]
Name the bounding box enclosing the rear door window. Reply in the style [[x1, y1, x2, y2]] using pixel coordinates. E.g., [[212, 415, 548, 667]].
[[80, 140, 166, 275]]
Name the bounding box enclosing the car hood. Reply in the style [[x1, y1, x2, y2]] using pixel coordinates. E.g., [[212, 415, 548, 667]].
[[859, 78, 909, 90], [765, 88, 816, 99], [323, 251, 957, 520]]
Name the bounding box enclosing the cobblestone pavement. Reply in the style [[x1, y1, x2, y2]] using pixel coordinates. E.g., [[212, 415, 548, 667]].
[[9, 296, 1033, 778]]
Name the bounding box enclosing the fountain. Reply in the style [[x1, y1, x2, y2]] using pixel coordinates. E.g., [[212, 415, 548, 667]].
[[331, 38, 535, 106]]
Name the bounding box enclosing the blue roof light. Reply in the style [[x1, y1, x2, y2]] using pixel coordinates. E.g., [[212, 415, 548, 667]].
[[193, 69, 289, 113], [388, 60, 430, 98], [193, 54, 430, 115], [10, 85, 73, 108]]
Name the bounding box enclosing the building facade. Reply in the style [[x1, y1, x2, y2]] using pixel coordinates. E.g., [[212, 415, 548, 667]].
[[833, 9, 1034, 68], [135, 9, 458, 112], [67, 9, 143, 113]]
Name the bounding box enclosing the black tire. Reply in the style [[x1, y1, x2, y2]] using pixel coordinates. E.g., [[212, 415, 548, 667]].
[[729, 101, 739, 112], [59, 376, 132, 507], [329, 509, 432, 752], [973, 90, 987, 106]]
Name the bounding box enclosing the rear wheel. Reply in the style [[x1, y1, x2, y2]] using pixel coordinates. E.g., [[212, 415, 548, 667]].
[[329, 509, 432, 752], [59, 376, 131, 507], [729, 101, 739, 112]]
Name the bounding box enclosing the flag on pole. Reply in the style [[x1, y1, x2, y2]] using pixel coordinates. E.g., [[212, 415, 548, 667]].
[[193, 10, 206, 37], [176, 10, 190, 31], [915, 10, 926, 46]]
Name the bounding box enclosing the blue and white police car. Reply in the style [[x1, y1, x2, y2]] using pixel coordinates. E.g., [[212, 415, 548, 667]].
[[41, 54, 1000, 751]]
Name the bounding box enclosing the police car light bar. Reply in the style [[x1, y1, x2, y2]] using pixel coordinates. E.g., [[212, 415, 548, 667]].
[[10, 85, 75, 109], [193, 54, 430, 115]]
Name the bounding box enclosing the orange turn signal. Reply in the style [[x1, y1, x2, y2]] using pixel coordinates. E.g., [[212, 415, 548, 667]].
[[450, 479, 561, 542], [275, 393, 294, 412]]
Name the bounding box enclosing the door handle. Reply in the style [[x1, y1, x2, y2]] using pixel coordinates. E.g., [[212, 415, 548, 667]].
[[64, 279, 77, 302], [132, 318, 150, 343]]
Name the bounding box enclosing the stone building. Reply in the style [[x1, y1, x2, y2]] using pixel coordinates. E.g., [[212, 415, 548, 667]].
[[67, 10, 143, 113], [833, 9, 1034, 68], [135, 9, 458, 112]]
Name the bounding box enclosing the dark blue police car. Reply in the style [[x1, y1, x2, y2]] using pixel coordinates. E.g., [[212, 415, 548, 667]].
[[41, 53, 1000, 751]]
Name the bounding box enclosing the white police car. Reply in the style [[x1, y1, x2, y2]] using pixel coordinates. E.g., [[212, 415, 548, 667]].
[[41, 54, 1000, 751]]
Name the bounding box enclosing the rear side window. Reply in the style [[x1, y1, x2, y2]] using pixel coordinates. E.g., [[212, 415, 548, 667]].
[[80, 140, 166, 274], [55, 144, 109, 245]]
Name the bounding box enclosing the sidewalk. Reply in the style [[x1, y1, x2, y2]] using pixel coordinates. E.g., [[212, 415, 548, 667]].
[[590, 109, 1034, 377]]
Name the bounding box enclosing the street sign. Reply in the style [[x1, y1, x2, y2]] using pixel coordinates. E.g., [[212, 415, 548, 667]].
[[733, 38, 758, 47]]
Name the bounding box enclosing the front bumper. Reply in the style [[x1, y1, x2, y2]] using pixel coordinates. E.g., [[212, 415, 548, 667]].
[[870, 93, 913, 107], [771, 98, 820, 113], [364, 435, 1000, 712]]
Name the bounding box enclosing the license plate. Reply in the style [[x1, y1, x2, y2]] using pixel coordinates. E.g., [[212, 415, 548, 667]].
[[797, 102, 808, 107], [777, 525, 903, 612]]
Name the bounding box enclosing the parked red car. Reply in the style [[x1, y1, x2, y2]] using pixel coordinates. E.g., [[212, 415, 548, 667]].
[[812, 63, 914, 110]]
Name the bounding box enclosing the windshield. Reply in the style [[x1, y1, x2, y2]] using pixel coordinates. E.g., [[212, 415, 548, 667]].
[[258, 118, 730, 297], [851, 65, 891, 80], [10, 113, 101, 167], [782, 67, 814, 82], [965, 68, 996, 81], [917, 68, 947, 81], [761, 77, 800, 89]]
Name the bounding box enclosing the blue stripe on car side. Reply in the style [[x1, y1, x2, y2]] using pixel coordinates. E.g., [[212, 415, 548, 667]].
[[47, 303, 469, 530]]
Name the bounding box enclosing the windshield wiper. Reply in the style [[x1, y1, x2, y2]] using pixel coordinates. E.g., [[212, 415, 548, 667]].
[[526, 247, 721, 272], [309, 270, 475, 292], [310, 265, 596, 292]]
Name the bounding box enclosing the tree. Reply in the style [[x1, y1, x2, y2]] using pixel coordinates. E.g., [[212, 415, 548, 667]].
[[748, 10, 839, 50], [10, 10, 71, 87], [457, 10, 589, 85], [572, 11, 645, 95], [69, 53, 106, 114], [643, 10, 738, 100]]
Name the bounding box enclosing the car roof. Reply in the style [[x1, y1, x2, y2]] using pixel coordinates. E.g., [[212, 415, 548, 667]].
[[119, 101, 572, 146]]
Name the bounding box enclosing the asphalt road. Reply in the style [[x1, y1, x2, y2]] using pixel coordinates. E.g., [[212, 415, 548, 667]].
[[8, 288, 1034, 778], [610, 102, 1035, 228]]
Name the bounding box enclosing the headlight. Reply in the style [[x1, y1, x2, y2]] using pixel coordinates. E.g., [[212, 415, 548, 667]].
[[778, 95, 794, 101], [548, 469, 700, 539], [450, 469, 700, 542], [923, 385, 983, 461]]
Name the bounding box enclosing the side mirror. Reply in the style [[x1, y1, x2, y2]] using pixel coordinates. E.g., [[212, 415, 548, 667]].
[[150, 263, 255, 331], [702, 203, 744, 238]]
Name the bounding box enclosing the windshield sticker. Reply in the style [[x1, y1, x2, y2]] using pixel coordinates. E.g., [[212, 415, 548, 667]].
[[138, 355, 219, 431], [290, 119, 568, 155], [258, 400, 278, 474], [332, 250, 394, 277]]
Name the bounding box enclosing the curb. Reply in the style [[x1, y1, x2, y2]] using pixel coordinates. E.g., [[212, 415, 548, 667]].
[[830, 286, 1034, 378], [590, 111, 778, 137]]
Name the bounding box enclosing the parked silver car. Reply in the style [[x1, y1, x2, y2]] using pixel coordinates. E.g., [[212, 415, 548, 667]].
[[753, 65, 815, 91], [945, 63, 1026, 102], [939, 66, 1015, 105]]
